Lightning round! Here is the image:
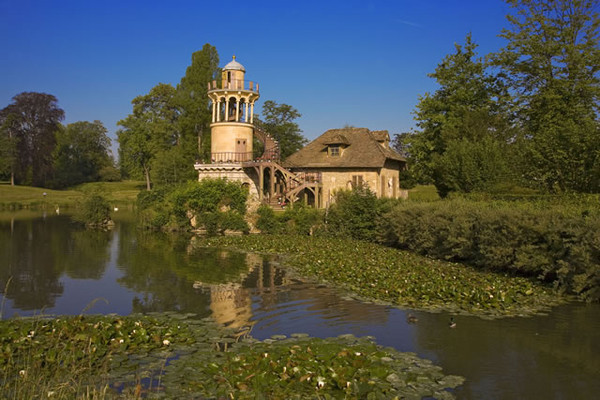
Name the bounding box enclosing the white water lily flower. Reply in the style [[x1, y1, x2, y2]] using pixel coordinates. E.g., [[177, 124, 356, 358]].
[[19, 370, 26, 377], [316, 377, 325, 389], [163, 339, 170, 346], [119, 339, 124, 344]]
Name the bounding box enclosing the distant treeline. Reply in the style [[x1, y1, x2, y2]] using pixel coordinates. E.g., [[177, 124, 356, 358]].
[[394, 0, 600, 196]]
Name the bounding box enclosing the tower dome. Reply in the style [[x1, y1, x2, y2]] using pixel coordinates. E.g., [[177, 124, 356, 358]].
[[223, 55, 246, 72]]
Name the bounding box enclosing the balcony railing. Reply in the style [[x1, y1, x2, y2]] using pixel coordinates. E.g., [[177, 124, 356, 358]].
[[210, 152, 254, 163], [208, 79, 259, 93], [209, 149, 282, 164]]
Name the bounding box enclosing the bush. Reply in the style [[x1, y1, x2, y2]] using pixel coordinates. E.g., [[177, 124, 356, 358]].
[[433, 137, 514, 198], [136, 179, 249, 234], [325, 185, 383, 241], [280, 203, 322, 235], [256, 204, 282, 233], [378, 199, 600, 301], [99, 165, 121, 182], [76, 194, 112, 226]]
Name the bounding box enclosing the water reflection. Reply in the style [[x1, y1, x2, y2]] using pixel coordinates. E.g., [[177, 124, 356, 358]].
[[1, 213, 599, 399]]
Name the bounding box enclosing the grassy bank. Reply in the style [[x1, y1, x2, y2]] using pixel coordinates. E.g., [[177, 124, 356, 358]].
[[0, 181, 144, 210], [1, 314, 464, 399], [196, 235, 564, 318]]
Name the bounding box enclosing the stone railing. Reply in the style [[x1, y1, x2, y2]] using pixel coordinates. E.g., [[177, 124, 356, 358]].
[[208, 79, 259, 93]]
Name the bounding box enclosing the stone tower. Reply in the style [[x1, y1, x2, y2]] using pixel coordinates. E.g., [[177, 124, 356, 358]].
[[194, 56, 261, 196], [207, 56, 260, 162]]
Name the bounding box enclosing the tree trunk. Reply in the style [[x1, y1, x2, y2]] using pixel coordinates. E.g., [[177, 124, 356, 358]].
[[144, 166, 151, 191]]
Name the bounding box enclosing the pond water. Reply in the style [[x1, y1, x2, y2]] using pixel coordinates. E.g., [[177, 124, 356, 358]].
[[1, 211, 599, 399]]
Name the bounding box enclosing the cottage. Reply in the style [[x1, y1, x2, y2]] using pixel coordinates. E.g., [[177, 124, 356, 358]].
[[284, 127, 407, 207]]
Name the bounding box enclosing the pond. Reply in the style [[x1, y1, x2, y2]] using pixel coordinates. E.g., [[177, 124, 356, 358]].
[[1, 211, 599, 399]]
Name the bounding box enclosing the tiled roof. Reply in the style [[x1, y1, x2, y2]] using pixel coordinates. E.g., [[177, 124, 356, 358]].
[[284, 128, 405, 169]]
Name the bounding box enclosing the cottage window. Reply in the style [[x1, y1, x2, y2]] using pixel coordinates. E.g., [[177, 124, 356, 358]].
[[329, 145, 340, 156], [352, 175, 364, 188]]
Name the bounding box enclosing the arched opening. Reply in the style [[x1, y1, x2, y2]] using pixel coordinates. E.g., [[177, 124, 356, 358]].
[[228, 97, 238, 121]]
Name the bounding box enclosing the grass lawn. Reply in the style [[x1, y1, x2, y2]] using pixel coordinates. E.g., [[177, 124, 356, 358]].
[[0, 181, 145, 209]]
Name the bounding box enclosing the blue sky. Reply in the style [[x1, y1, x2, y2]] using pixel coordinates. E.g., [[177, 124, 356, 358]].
[[1, 0, 511, 153]]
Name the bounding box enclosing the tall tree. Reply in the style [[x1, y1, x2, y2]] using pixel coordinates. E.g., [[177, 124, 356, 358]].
[[258, 100, 307, 160], [53, 120, 112, 188], [176, 44, 220, 160], [0, 113, 19, 185], [118, 83, 181, 190], [494, 0, 600, 192], [410, 34, 513, 196], [0, 92, 64, 187]]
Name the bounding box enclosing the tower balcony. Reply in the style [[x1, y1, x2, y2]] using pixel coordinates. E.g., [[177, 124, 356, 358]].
[[208, 79, 259, 94]]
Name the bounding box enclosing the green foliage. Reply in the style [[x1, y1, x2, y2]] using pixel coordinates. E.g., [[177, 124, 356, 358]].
[[0, 92, 64, 187], [200, 234, 562, 316], [0, 312, 466, 399], [76, 194, 112, 226], [378, 199, 600, 301], [433, 136, 514, 197], [176, 43, 220, 161], [137, 179, 249, 234], [410, 34, 513, 193], [151, 145, 197, 186], [280, 203, 322, 235], [118, 83, 182, 190], [256, 204, 283, 233], [325, 185, 382, 241], [0, 314, 212, 399], [256, 203, 322, 235], [98, 165, 121, 182], [493, 0, 600, 193], [257, 100, 307, 160], [52, 120, 113, 188], [174, 334, 464, 399], [118, 45, 221, 189]]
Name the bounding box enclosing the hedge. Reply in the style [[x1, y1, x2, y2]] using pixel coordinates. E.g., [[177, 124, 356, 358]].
[[378, 199, 600, 301]]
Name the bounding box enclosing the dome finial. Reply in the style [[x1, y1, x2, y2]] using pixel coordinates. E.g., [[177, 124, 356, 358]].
[[233, 55, 236, 60]]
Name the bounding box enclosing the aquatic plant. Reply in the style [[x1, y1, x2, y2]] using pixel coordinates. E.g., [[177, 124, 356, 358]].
[[1, 314, 464, 399], [165, 334, 464, 399], [198, 235, 564, 317]]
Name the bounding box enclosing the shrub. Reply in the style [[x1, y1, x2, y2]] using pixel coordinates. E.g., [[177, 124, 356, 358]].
[[325, 185, 380, 241], [98, 165, 121, 182], [279, 203, 322, 235], [136, 179, 249, 234], [77, 194, 111, 226], [256, 204, 282, 233], [378, 199, 600, 301]]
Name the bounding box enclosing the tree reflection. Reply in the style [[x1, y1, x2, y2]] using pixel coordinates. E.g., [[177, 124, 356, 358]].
[[0, 216, 65, 310], [62, 229, 112, 279], [115, 228, 255, 317]]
